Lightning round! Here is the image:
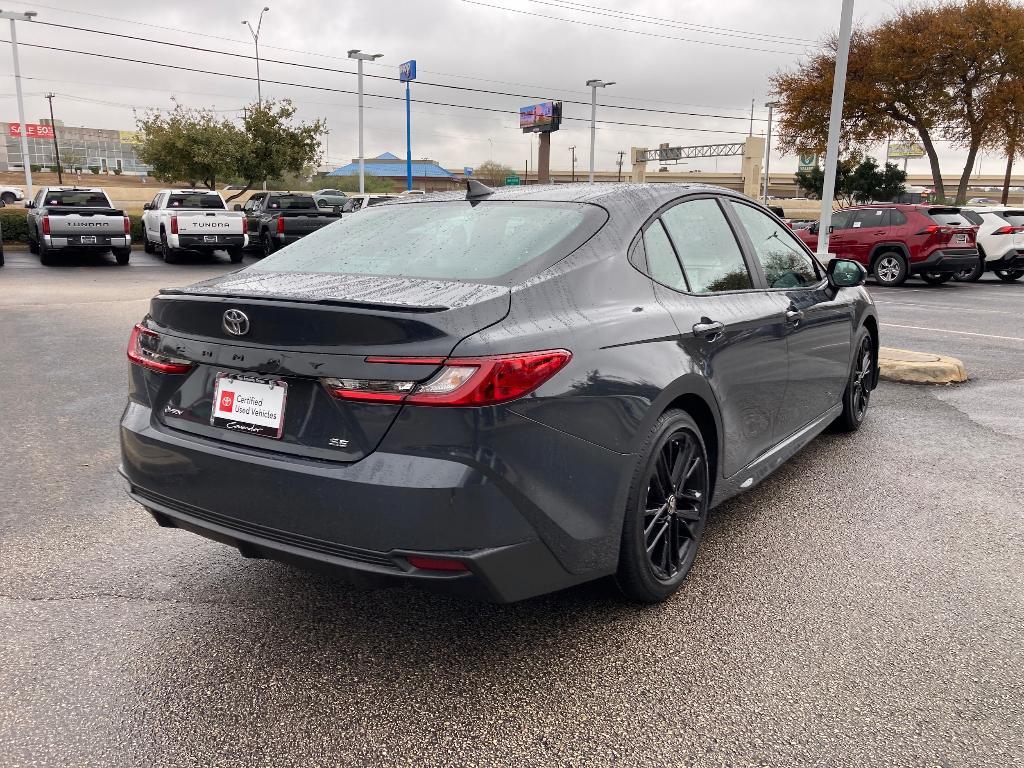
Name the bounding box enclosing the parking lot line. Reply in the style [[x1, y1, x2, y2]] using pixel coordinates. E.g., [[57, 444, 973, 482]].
[[872, 299, 1022, 316], [881, 322, 1024, 342]]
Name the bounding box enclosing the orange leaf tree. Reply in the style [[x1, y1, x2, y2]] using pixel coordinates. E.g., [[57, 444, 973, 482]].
[[772, 0, 1024, 204]]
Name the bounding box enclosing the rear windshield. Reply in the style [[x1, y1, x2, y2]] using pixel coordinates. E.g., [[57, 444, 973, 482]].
[[250, 200, 604, 283], [267, 195, 316, 209], [995, 211, 1024, 226], [927, 208, 981, 226], [167, 193, 225, 209], [43, 190, 109, 207]]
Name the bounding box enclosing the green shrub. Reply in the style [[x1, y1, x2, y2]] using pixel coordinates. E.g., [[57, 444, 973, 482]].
[[29, 163, 42, 173], [88, 166, 100, 174], [0, 209, 29, 241], [113, 167, 123, 176]]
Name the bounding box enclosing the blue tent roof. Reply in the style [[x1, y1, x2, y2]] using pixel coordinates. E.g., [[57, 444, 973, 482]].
[[326, 153, 454, 179]]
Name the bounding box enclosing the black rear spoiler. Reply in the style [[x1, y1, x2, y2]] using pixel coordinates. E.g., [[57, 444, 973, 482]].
[[43, 206, 125, 216]]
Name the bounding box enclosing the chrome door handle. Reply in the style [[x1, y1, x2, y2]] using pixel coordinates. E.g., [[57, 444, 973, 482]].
[[692, 320, 725, 340], [785, 308, 804, 325]]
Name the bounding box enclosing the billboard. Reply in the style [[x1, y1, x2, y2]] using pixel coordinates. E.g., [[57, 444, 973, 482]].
[[8, 122, 55, 139], [519, 101, 561, 133], [889, 141, 925, 159], [399, 60, 416, 83]]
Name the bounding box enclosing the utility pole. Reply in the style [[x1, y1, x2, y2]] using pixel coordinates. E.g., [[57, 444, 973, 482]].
[[763, 100, 780, 204], [816, 0, 855, 261], [2, 9, 38, 199], [617, 150, 625, 182], [586, 79, 614, 183], [243, 6, 270, 190], [45, 93, 62, 184], [348, 49, 383, 194], [749, 98, 754, 137], [569, 145, 576, 182]]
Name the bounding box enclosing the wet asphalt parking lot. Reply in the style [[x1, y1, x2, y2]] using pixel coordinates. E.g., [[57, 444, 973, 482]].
[[1, 249, 1022, 767]]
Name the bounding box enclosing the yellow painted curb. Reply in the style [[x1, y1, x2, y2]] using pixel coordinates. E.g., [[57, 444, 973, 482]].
[[878, 347, 968, 384]]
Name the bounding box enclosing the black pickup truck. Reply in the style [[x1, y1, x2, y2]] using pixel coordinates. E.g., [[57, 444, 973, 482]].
[[235, 192, 340, 257]]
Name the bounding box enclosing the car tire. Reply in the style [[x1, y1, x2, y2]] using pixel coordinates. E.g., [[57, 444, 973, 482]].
[[832, 329, 873, 433], [954, 249, 985, 282], [38, 234, 56, 266], [142, 231, 155, 254], [227, 247, 244, 264], [921, 272, 954, 284], [0, 192, 15, 205], [615, 409, 710, 604], [873, 252, 908, 286], [112, 247, 131, 266], [160, 230, 180, 264], [261, 230, 276, 257], [28, 233, 39, 255], [994, 269, 1024, 282]]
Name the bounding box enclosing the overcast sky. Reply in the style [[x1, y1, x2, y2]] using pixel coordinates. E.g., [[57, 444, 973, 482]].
[[0, 0, 992, 178]]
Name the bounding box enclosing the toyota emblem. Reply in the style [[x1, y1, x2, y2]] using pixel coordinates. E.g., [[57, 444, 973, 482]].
[[222, 309, 250, 336]]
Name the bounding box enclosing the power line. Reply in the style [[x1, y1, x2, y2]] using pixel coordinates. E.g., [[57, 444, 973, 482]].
[[532, 0, 819, 45], [25, 19, 769, 124], [460, 0, 812, 55], [0, 39, 755, 136]]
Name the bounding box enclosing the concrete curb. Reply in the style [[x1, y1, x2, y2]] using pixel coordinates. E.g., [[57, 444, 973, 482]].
[[878, 347, 968, 384]]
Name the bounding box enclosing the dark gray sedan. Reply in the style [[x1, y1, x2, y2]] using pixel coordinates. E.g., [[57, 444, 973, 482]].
[[120, 183, 878, 603]]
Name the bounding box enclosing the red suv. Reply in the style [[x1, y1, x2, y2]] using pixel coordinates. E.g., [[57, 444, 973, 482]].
[[795, 204, 980, 286]]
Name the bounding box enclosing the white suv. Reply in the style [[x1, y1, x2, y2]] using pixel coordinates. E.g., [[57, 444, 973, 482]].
[[955, 207, 1024, 282]]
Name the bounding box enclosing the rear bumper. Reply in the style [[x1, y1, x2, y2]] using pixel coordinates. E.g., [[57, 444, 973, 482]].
[[174, 233, 246, 250], [119, 400, 627, 602], [911, 248, 979, 274], [987, 249, 1024, 270], [45, 235, 129, 250]]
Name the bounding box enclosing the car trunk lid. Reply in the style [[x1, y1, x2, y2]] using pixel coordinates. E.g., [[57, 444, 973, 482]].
[[144, 271, 510, 462]]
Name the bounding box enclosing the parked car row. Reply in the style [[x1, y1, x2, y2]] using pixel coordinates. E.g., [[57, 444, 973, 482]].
[[793, 203, 1023, 286]]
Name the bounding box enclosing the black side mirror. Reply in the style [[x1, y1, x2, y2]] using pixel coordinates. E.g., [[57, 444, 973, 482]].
[[233, 203, 243, 211], [24, 200, 33, 209], [0, 199, 6, 209], [142, 203, 152, 210], [827, 258, 867, 289], [808, 221, 819, 234]]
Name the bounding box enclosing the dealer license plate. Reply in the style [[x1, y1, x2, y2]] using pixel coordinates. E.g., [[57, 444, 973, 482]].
[[204, 235, 218, 243], [954, 233, 968, 244], [210, 374, 287, 439], [80, 235, 97, 244]]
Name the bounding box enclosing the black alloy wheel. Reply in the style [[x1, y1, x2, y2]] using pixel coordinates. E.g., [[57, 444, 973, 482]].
[[0, 192, 15, 205], [261, 231, 276, 257], [954, 249, 985, 282], [994, 269, 1024, 282], [921, 272, 954, 285], [617, 411, 710, 603], [833, 331, 873, 432], [227, 247, 244, 264], [161, 230, 180, 264]]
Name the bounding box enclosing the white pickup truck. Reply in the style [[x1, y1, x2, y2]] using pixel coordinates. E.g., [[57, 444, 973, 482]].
[[141, 189, 248, 264]]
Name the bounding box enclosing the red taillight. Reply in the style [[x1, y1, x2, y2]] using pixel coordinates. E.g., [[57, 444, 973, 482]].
[[406, 555, 469, 572], [127, 323, 194, 374], [277, 217, 285, 235], [240, 216, 248, 234], [993, 225, 1023, 235], [42, 215, 50, 235], [170, 215, 178, 235], [321, 349, 572, 406], [123, 216, 131, 235]]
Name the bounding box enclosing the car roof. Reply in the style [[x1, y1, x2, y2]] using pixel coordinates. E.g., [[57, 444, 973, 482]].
[[44, 186, 104, 192], [165, 189, 221, 194]]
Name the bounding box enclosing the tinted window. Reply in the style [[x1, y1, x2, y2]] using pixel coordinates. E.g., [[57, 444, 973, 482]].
[[167, 193, 226, 209], [661, 199, 752, 293], [642, 220, 686, 290], [251, 201, 603, 282], [852, 208, 889, 228], [42, 190, 109, 207], [927, 208, 975, 226], [830, 210, 855, 230], [267, 195, 317, 210], [995, 210, 1024, 226], [731, 202, 821, 289], [891, 209, 907, 226]]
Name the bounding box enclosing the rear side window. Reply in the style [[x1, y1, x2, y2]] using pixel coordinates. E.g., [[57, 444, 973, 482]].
[[251, 201, 604, 283], [642, 220, 687, 290], [661, 199, 752, 293], [852, 209, 889, 228], [891, 210, 908, 226], [830, 210, 855, 230], [731, 202, 820, 289], [268, 195, 317, 209]]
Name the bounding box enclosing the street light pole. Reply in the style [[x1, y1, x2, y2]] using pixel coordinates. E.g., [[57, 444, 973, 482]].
[[816, 0, 856, 261], [763, 100, 780, 204], [586, 79, 614, 184], [569, 145, 576, 182], [348, 49, 383, 195], [243, 7, 270, 190], [1, 10, 38, 199], [45, 92, 61, 184]]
